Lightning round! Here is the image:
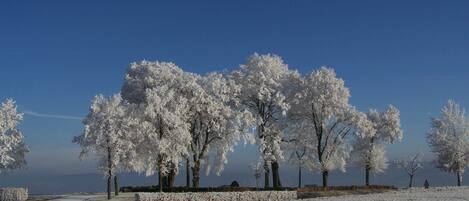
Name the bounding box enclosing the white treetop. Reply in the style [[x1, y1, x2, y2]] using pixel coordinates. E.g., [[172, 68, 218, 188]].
[[187, 72, 254, 177], [427, 100, 469, 185], [230, 53, 300, 168], [352, 105, 403, 173], [288, 67, 373, 176], [0, 99, 28, 172], [120, 61, 191, 177], [121, 61, 253, 185], [74, 94, 133, 177]]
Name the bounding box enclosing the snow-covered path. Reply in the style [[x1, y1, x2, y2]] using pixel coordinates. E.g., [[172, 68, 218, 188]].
[[301, 187, 469, 201], [49, 195, 103, 201]]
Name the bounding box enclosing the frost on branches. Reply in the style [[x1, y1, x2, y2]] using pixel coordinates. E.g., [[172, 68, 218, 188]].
[[73, 94, 134, 199], [396, 152, 423, 188], [352, 105, 403, 185], [427, 100, 469, 186], [231, 53, 300, 188], [185, 72, 255, 188], [121, 61, 191, 190], [0, 99, 28, 173], [121, 61, 253, 189], [288, 67, 373, 187]]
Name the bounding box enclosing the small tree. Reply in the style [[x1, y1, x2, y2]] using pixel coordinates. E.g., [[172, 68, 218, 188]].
[[74, 94, 132, 199], [251, 163, 263, 188], [0, 99, 29, 173], [352, 105, 403, 186], [427, 100, 469, 186], [396, 152, 423, 188]]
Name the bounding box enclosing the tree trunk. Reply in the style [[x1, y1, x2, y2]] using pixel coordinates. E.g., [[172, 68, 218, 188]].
[[107, 174, 111, 200], [365, 164, 371, 186], [114, 175, 119, 196], [271, 161, 282, 188], [186, 159, 190, 188], [409, 174, 413, 188], [107, 146, 112, 200], [158, 169, 163, 192], [264, 161, 270, 189], [457, 171, 463, 186], [322, 170, 329, 188], [168, 168, 175, 190], [192, 161, 201, 189], [298, 165, 302, 188]]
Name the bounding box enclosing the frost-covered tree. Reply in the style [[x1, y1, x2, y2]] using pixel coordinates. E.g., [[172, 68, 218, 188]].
[[251, 163, 263, 188], [231, 53, 300, 188], [121, 61, 253, 189], [121, 61, 191, 191], [352, 105, 403, 186], [0, 99, 29, 173], [288, 67, 373, 188], [185, 72, 254, 188], [427, 100, 469, 186], [74, 94, 133, 199], [396, 152, 423, 188], [285, 121, 310, 188]]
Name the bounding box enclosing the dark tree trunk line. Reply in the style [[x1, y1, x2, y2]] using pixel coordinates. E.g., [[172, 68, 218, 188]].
[[264, 160, 270, 189], [107, 143, 112, 200], [114, 175, 119, 196], [457, 171, 463, 186], [271, 161, 282, 188], [409, 174, 414, 188], [365, 164, 371, 186], [298, 165, 302, 188], [192, 160, 201, 188], [186, 158, 191, 188], [322, 170, 329, 188]]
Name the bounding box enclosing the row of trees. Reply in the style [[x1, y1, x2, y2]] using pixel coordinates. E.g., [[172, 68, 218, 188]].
[[73, 54, 405, 199]]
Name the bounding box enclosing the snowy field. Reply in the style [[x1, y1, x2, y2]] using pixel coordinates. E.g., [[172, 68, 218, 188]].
[[29, 187, 469, 201], [301, 187, 469, 201]]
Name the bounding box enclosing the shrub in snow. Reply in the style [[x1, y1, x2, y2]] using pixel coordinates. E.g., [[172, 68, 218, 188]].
[[136, 191, 296, 201], [0, 188, 28, 201]]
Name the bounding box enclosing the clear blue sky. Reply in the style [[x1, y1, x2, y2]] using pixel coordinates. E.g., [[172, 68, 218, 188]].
[[1, 0, 469, 193]]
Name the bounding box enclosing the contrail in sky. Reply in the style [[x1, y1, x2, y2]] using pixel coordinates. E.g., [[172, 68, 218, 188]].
[[23, 111, 83, 121]]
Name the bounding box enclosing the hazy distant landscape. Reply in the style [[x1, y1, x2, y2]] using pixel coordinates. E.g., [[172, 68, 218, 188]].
[[0, 162, 462, 195]]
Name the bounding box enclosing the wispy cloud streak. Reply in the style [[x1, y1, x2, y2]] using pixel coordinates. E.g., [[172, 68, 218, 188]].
[[23, 111, 83, 121]]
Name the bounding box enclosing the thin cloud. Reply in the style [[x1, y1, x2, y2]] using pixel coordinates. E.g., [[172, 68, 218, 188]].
[[23, 111, 83, 121]]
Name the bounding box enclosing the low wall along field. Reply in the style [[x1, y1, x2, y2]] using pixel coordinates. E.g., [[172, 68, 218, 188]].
[[135, 191, 296, 201]]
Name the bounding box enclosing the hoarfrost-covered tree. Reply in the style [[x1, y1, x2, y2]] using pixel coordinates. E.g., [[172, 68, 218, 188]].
[[121, 61, 191, 191], [285, 121, 310, 188], [231, 53, 300, 188], [185, 72, 254, 188], [288, 67, 373, 188], [251, 163, 263, 188], [396, 152, 423, 188], [0, 99, 29, 173], [74, 94, 133, 199], [121, 61, 253, 189], [427, 100, 469, 186], [352, 105, 403, 186]]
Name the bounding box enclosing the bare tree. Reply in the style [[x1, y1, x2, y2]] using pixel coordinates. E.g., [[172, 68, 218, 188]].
[[396, 152, 423, 188]]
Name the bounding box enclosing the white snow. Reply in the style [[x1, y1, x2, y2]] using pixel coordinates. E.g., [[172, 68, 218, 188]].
[[300, 187, 469, 201]]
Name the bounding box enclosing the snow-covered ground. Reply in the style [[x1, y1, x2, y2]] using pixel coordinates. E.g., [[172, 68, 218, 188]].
[[30, 187, 469, 201], [301, 187, 469, 201]]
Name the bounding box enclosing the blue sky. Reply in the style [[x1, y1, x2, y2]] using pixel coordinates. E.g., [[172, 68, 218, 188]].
[[1, 0, 469, 193]]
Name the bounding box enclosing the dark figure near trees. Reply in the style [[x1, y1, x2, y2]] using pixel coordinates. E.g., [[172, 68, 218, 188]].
[[424, 179, 429, 189]]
